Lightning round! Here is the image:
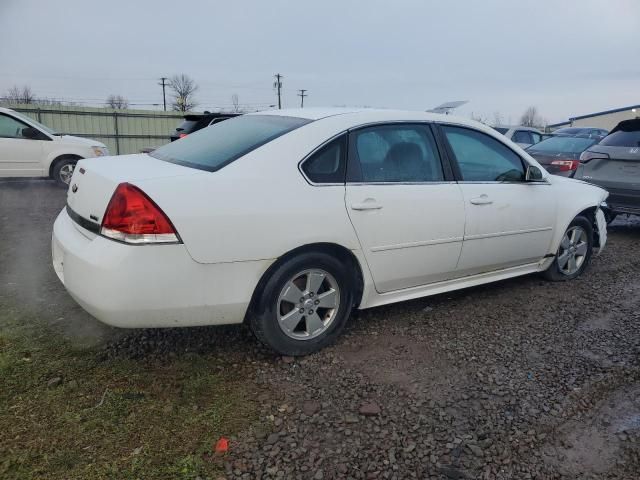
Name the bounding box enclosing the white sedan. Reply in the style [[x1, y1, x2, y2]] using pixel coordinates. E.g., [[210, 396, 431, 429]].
[[52, 108, 608, 355]]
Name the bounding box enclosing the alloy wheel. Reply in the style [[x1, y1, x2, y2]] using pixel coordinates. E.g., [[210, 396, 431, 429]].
[[59, 163, 75, 184], [557, 226, 588, 275], [277, 269, 340, 340]]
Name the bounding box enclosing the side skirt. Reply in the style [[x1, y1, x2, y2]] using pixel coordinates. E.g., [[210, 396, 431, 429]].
[[359, 262, 544, 310]]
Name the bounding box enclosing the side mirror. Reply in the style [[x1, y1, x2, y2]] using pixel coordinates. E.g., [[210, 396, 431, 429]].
[[525, 165, 545, 182], [21, 126, 41, 139]]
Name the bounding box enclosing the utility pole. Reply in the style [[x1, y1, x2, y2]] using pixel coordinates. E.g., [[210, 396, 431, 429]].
[[273, 73, 283, 109], [158, 77, 168, 111], [297, 89, 307, 108]]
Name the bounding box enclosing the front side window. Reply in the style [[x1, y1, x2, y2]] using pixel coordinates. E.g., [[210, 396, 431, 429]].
[[348, 124, 444, 183], [442, 125, 525, 182], [0, 114, 30, 138], [301, 135, 346, 184], [153, 115, 311, 171]]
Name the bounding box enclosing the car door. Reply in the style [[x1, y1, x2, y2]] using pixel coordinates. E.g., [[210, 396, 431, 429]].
[[439, 124, 556, 276], [345, 123, 465, 293], [0, 113, 45, 176]]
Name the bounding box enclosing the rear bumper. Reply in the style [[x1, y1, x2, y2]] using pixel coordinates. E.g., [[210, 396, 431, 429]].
[[52, 208, 271, 328]]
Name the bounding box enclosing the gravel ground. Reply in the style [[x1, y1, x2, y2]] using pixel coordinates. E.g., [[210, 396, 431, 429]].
[[1, 179, 639, 479]]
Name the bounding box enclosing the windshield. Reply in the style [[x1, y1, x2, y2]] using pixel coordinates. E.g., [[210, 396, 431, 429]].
[[528, 136, 596, 154], [9, 110, 58, 135], [151, 115, 311, 171]]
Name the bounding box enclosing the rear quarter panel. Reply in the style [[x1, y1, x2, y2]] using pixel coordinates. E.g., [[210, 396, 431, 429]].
[[134, 120, 362, 264]]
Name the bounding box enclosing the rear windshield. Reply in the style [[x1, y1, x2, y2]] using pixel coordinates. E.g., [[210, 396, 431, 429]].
[[528, 136, 596, 154], [153, 115, 311, 171], [600, 130, 640, 148], [174, 119, 200, 134]]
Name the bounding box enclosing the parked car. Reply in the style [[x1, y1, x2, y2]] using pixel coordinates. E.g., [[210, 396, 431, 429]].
[[492, 125, 544, 148], [575, 119, 640, 221], [526, 135, 599, 177], [553, 126, 608, 140], [170, 111, 240, 141], [53, 108, 608, 356], [0, 107, 109, 186]]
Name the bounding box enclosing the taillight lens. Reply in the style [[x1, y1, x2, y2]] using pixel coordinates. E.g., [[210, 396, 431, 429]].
[[580, 150, 610, 162], [179, 133, 188, 139], [550, 159, 580, 172], [101, 183, 180, 244]]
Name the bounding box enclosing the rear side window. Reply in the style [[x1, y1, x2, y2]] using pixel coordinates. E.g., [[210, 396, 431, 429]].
[[301, 135, 346, 184], [153, 115, 311, 171], [600, 130, 640, 147], [512, 130, 532, 144], [348, 124, 444, 183], [442, 125, 525, 182]]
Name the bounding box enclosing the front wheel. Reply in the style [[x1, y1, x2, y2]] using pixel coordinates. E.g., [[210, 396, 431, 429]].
[[52, 157, 79, 187], [543, 216, 593, 281], [249, 252, 354, 356]]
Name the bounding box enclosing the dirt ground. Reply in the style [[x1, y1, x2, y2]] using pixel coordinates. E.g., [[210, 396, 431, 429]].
[[1, 179, 639, 479]]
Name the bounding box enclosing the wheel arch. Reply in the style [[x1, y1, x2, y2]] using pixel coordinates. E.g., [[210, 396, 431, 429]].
[[552, 204, 601, 254], [48, 154, 83, 178], [245, 242, 365, 323]]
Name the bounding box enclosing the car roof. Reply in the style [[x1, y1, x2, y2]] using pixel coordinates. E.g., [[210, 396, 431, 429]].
[[249, 107, 485, 128]]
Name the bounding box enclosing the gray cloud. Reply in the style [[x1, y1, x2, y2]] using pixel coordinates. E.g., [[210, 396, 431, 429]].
[[1, 0, 638, 123]]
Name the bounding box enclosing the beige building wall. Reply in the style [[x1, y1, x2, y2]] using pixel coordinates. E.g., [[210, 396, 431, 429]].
[[571, 108, 640, 131]]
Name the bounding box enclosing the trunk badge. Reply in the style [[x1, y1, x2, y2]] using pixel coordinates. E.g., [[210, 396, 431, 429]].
[[71, 184, 78, 193]]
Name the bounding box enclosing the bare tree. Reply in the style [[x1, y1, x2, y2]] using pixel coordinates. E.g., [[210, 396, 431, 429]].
[[4, 85, 36, 104], [492, 111, 504, 126], [231, 93, 240, 113], [168, 74, 198, 112], [520, 106, 544, 127], [470, 112, 489, 125], [106, 94, 129, 109]]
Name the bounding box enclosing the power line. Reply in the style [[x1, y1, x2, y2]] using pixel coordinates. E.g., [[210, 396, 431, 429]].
[[298, 89, 308, 108], [158, 77, 168, 112], [273, 73, 283, 109]]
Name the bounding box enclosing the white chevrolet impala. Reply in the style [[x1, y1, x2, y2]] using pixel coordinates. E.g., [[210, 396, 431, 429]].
[[52, 108, 608, 355]]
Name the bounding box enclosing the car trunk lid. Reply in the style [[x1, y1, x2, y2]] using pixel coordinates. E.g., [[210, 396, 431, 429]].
[[66, 153, 205, 231]]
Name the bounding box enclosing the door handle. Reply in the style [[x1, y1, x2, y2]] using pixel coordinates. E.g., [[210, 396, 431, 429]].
[[351, 200, 383, 211], [469, 194, 493, 205]]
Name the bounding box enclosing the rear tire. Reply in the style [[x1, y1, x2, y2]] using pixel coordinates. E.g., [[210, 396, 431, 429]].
[[52, 157, 79, 187], [249, 252, 354, 356], [543, 215, 593, 282]]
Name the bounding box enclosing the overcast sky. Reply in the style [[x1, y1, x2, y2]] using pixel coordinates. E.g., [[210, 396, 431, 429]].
[[1, 0, 638, 124]]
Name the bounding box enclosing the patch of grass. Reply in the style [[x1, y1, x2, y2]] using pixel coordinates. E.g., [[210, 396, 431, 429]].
[[0, 314, 258, 479]]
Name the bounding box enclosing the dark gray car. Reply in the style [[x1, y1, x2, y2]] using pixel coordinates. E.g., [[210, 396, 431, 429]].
[[574, 119, 640, 220]]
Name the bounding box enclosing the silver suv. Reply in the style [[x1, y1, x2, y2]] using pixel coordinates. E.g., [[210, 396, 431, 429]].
[[574, 119, 640, 221]]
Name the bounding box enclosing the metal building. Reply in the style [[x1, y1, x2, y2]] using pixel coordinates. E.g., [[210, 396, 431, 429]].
[[549, 104, 640, 132]]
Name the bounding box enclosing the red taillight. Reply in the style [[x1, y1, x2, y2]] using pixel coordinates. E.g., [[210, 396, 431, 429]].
[[550, 159, 580, 172], [179, 133, 188, 139], [101, 183, 180, 244]]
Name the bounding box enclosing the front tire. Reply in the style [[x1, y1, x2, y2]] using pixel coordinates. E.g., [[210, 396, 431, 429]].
[[249, 252, 354, 356], [52, 157, 79, 187], [543, 215, 593, 281]]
